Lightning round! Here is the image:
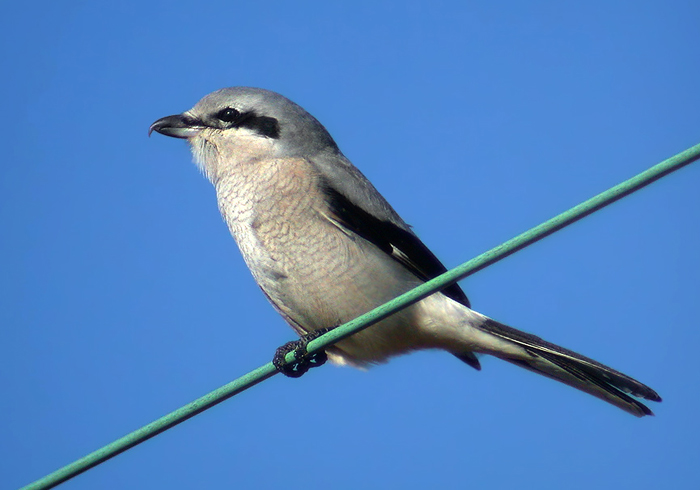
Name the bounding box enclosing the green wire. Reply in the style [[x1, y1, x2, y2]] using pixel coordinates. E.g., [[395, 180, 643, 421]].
[[21, 142, 700, 490]]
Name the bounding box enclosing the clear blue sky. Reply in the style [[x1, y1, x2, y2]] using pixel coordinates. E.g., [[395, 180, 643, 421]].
[[2, 2, 699, 489]]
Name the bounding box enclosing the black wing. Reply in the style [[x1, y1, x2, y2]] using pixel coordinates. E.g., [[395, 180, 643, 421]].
[[324, 185, 481, 370], [321, 182, 481, 370], [322, 183, 471, 308]]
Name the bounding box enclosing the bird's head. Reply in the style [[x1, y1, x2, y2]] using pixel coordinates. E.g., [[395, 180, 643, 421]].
[[150, 87, 339, 182]]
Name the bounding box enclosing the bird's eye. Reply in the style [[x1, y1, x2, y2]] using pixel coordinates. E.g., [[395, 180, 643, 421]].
[[216, 108, 240, 123]]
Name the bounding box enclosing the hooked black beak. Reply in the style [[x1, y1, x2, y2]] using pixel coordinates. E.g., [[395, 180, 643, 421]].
[[149, 114, 204, 139]]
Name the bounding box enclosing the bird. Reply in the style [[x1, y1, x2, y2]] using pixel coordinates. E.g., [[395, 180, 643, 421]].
[[150, 87, 661, 417]]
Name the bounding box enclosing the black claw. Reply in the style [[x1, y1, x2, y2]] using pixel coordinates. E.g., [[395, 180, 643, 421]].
[[273, 327, 334, 378]]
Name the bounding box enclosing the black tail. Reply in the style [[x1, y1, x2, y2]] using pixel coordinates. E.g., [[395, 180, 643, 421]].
[[477, 319, 661, 417]]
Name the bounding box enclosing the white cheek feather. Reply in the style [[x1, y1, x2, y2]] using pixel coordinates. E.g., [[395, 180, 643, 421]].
[[190, 128, 278, 185], [189, 137, 220, 183]]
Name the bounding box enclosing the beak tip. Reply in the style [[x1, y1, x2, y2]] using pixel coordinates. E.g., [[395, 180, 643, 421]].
[[149, 114, 201, 139]]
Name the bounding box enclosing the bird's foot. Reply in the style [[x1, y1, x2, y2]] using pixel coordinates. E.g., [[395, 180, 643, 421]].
[[273, 327, 334, 378]]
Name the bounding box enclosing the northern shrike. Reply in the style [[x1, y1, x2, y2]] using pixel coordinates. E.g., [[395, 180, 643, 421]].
[[150, 87, 661, 417]]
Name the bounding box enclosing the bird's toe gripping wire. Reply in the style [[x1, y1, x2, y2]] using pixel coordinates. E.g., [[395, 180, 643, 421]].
[[273, 327, 334, 377]]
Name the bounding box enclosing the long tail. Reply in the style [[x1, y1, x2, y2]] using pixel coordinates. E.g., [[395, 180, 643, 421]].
[[475, 318, 662, 417]]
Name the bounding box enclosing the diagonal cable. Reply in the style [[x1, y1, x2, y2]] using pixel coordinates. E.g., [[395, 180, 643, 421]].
[[21, 141, 700, 490]]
